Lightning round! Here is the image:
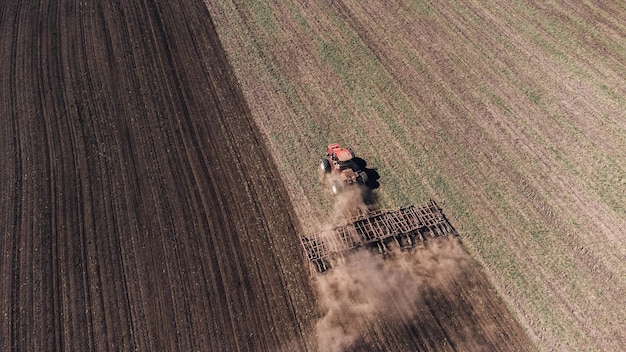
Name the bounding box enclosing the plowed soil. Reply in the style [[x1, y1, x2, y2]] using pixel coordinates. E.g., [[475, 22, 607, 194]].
[[2, 1, 531, 351]]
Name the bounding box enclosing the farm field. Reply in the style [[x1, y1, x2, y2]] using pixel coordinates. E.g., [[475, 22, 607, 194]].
[[1, 0, 533, 351], [1, 0, 623, 351], [1, 1, 317, 350], [206, 0, 626, 350]]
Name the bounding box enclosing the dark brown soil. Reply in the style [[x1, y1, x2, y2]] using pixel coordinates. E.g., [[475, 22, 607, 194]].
[[0, 1, 314, 350]]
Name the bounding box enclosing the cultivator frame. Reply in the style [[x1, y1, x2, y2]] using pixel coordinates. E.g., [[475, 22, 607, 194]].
[[300, 200, 458, 272]]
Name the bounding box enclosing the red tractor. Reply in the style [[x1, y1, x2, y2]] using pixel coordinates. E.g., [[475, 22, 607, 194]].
[[320, 143, 369, 194]]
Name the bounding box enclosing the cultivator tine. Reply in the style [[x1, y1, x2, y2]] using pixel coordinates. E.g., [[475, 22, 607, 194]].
[[301, 199, 458, 272]]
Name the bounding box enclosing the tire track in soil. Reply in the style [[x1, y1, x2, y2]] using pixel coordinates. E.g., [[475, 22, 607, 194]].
[[1, 1, 315, 351]]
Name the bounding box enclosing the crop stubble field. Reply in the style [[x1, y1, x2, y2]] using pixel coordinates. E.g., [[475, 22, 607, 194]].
[[1, 0, 623, 351], [206, 0, 625, 350]]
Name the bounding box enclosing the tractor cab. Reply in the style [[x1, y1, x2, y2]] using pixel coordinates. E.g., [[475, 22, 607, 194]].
[[320, 143, 369, 194], [326, 143, 355, 171]]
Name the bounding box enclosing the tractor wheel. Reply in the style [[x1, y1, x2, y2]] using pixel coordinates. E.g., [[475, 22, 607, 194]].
[[320, 158, 331, 173], [357, 171, 369, 185]]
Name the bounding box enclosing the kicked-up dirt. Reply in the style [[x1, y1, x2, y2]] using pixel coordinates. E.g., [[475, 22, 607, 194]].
[[1, 0, 533, 351]]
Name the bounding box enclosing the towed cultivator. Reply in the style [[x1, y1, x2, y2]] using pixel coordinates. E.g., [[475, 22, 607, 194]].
[[300, 200, 458, 272]]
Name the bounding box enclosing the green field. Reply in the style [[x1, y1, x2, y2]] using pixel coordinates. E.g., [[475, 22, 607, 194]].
[[206, 1, 626, 350]]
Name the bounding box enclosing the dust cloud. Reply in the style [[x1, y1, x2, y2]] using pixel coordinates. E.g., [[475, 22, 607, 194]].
[[314, 180, 469, 352], [314, 239, 469, 351], [321, 173, 373, 223]]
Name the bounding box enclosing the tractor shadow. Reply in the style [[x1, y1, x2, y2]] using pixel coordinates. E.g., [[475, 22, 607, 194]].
[[353, 157, 381, 206], [353, 157, 381, 189]]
